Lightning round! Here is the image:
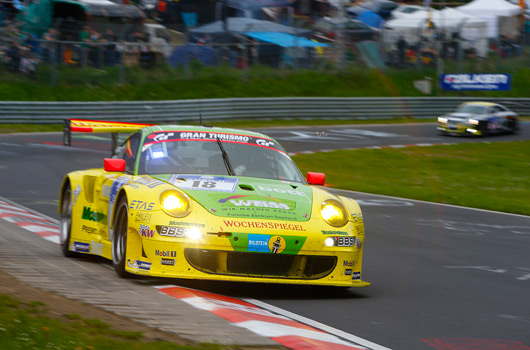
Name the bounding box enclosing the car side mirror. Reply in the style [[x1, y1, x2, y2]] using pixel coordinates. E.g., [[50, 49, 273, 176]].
[[307, 172, 325, 185], [104, 158, 126, 172]]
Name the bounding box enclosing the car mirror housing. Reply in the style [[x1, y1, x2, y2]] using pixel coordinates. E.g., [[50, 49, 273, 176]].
[[104, 158, 126, 172], [307, 172, 325, 185]]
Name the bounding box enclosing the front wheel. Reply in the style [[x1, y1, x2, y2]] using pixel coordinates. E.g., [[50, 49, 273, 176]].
[[507, 118, 518, 135], [112, 196, 130, 277], [59, 184, 80, 258], [479, 121, 489, 137]]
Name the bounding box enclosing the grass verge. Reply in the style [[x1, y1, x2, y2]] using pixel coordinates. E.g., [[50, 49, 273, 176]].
[[2, 65, 530, 101], [293, 140, 530, 216], [0, 294, 227, 350]]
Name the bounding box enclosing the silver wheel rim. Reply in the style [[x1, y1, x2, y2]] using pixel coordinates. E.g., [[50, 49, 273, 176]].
[[59, 187, 71, 246]]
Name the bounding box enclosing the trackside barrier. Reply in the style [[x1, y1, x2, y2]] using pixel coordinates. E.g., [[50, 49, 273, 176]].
[[1, 97, 530, 124]]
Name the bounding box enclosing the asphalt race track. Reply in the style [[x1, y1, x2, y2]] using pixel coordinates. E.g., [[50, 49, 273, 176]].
[[0, 122, 529, 350]]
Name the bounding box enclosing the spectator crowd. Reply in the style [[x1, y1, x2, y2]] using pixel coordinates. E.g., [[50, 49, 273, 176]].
[[1, 22, 157, 74]]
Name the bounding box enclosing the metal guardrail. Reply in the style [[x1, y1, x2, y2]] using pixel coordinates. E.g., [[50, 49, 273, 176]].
[[1, 97, 530, 124]]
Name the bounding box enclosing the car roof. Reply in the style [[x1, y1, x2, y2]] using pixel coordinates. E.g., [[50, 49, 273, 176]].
[[139, 124, 272, 139]]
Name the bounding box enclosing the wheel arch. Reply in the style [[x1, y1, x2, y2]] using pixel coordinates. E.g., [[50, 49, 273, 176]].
[[59, 174, 85, 215], [110, 188, 129, 231], [58, 177, 71, 215]]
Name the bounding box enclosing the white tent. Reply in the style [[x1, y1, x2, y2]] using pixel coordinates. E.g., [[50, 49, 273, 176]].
[[456, 0, 522, 38], [439, 8, 488, 57], [383, 9, 488, 57], [383, 10, 439, 46]]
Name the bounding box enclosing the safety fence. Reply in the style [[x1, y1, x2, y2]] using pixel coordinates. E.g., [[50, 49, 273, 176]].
[[1, 97, 529, 124], [2, 15, 530, 85]]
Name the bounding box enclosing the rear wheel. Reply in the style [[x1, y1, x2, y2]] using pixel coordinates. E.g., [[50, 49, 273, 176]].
[[112, 196, 130, 277], [59, 184, 80, 258]]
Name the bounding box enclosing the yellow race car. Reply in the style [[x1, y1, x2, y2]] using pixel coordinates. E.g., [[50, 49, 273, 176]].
[[59, 120, 370, 288]]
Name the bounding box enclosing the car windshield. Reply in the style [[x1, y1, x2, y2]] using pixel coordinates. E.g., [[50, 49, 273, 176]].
[[138, 131, 305, 183], [456, 104, 488, 114]]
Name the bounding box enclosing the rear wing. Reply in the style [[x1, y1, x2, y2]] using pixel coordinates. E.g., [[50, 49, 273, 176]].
[[63, 119, 155, 155]]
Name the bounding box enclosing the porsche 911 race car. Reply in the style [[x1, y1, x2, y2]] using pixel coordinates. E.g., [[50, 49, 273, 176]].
[[59, 120, 370, 288], [437, 101, 518, 136]]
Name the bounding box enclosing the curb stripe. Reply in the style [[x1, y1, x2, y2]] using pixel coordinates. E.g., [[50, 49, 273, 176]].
[[157, 285, 386, 350], [272, 335, 366, 350], [0, 199, 60, 243]]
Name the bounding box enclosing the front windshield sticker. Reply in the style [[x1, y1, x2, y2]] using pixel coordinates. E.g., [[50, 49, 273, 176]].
[[143, 131, 285, 153], [169, 175, 239, 193]]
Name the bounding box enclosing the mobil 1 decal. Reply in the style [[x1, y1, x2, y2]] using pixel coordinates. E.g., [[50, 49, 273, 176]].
[[228, 233, 306, 254], [143, 130, 284, 152]]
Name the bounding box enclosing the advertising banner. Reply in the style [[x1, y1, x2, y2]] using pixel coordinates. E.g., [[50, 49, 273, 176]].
[[440, 74, 511, 91]]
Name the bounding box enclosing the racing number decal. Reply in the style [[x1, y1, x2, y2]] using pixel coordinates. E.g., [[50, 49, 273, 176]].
[[170, 175, 239, 193], [191, 180, 216, 189]]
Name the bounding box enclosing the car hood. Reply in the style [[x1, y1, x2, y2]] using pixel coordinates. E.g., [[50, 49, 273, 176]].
[[447, 112, 486, 120], [153, 175, 313, 222]]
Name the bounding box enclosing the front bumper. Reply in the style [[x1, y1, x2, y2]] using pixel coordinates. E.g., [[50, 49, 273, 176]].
[[438, 123, 482, 136], [125, 226, 370, 287]]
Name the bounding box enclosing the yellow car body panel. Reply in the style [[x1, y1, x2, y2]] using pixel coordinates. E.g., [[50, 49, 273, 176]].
[[59, 124, 370, 288]]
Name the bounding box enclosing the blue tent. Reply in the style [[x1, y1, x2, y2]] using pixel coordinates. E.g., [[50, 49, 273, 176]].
[[168, 44, 218, 68], [245, 32, 330, 48], [357, 10, 383, 29]]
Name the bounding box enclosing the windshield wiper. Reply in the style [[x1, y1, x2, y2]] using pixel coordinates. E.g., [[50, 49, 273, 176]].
[[215, 137, 234, 176]]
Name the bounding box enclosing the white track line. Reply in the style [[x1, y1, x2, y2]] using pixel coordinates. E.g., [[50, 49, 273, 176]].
[[244, 298, 392, 350]]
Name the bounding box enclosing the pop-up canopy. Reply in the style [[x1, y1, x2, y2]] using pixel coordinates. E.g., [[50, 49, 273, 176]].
[[457, 0, 522, 38]]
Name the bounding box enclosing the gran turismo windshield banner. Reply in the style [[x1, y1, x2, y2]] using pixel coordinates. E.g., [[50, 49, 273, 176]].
[[143, 130, 285, 153], [440, 74, 511, 91]]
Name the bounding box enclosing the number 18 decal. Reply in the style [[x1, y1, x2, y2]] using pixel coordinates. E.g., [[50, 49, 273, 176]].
[[169, 175, 239, 193]]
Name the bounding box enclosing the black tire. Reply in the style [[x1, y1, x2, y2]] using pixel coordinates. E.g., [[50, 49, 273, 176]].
[[112, 196, 130, 278], [479, 121, 489, 137], [59, 184, 80, 258], [507, 118, 518, 135]]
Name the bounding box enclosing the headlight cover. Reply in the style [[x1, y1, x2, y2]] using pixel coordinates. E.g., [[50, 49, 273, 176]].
[[438, 117, 448, 123], [320, 198, 348, 227], [468, 119, 479, 126], [158, 189, 191, 218]]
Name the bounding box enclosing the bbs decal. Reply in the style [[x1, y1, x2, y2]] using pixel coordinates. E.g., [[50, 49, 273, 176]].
[[157, 225, 187, 237], [335, 237, 358, 247]]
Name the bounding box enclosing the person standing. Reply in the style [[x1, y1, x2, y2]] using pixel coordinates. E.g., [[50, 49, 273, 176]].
[[397, 36, 406, 66], [6, 40, 21, 72], [104, 28, 118, 66], [41, 28, 58, 63], [78, 25, 91, 65]]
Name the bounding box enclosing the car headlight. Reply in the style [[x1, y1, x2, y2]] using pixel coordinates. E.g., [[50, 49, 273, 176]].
[[468, 119, 479, 126], [158, 189, 191, 218], [320, 198, 348, 227], [324, 237, 335, 247], [438, 117, 448, 123]]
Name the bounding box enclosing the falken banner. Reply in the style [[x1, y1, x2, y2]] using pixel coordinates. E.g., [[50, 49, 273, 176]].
[[440, 74, 511, 91]]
